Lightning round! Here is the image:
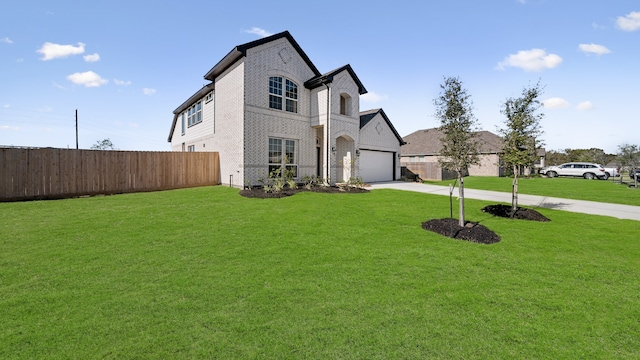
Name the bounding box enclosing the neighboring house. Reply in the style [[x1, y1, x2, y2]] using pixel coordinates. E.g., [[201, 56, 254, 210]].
[[400, 128, 506, 180], [168, 31, 404, 187], [401, 128, 546, 179]]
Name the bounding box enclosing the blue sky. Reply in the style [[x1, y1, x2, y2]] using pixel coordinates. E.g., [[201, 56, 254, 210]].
[[1, 0, 638, 153]]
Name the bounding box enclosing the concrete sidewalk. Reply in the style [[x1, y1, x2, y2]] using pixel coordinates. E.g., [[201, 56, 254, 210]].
[[369, 181, 640, 221]]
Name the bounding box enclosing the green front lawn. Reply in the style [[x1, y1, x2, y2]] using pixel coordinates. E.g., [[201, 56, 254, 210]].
[[1, 186, 639, 359], [424, 176, 640, 206]]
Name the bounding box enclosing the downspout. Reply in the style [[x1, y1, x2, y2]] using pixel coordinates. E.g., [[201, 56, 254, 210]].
[[324, 82, 331, 185]]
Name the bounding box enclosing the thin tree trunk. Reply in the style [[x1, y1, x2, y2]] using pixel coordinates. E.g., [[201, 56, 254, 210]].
[[512, 165, 519, 215], [458, 174, 465, 227]]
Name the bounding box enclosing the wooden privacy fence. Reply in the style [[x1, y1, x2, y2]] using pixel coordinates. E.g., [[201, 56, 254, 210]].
[[402, 162, 459, 181], [0, 148, 220, 202]]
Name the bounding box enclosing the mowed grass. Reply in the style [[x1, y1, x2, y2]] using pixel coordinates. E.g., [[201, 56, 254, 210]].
[[425, 176, 640, 206], [1, 186, 639, 359]]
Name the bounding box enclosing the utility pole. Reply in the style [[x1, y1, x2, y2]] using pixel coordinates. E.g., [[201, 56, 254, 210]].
[[75, 109, 78, 149]]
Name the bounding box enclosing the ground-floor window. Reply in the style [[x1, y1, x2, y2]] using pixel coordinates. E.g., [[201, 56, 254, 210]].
[[268, 137, 298, 177]]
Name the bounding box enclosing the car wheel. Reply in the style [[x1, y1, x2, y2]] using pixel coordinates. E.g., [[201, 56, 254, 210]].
[[547, 171, 557, 178], [584, 173, 595, 180], [601, 173, 610, 180]]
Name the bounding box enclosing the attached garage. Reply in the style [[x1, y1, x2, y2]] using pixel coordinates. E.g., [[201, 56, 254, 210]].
[[357, 108, 405, 183], [359, 150, 395, 182]]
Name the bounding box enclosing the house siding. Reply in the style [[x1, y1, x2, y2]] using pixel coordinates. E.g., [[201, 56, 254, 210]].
[[214, 60, 245, 187], [169, 91, 215, 152], [468, 154, 502, 176]]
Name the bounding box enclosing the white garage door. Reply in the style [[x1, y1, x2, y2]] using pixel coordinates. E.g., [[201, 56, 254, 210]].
[[359, 150, 394, 182]]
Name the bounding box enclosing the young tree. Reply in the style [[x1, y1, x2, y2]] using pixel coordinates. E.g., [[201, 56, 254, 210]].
[[498, 82, 544, 215], [91, 138, 116, 150], [617, 143, 639, 186], [434, 76, 481, 227], [616, 143, 639, 169]]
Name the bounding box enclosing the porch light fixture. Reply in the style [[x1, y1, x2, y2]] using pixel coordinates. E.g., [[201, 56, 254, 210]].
[[355, 149, 360, 156], [331, 146, 336, 153]]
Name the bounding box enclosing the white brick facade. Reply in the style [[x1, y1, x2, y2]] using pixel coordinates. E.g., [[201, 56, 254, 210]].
[[168, 31, 404, 187]]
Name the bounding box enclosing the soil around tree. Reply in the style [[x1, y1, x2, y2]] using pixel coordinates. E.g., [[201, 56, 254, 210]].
[[239, 186, 369, 198], [422, 204, 549, 245], [422, 218, 501, 244], [481, 204, 550, 222]]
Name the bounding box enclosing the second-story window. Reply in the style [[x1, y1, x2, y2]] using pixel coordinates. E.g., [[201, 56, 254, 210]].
[[269, 76, 297, 113], [340, 93, 351, 116], [187, 101, 202, 127]]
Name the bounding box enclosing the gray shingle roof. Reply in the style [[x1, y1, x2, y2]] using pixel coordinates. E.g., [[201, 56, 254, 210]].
[[401, 128, 505, 155]]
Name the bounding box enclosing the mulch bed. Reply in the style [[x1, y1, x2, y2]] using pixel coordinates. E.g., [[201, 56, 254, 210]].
[[422, 218, 501, 244], [239, 186, 369, 198], [422, 204, 550, 245], [481, 204, 550, 222]]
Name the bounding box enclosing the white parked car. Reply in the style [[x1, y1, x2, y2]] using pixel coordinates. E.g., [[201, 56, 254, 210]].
[[603, 166, 620, 178], [539, 162, 608, 180]]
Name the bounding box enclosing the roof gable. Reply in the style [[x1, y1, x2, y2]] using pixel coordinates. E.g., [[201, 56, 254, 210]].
[[304, 64, 367, 95], [359, 108, 405, 145], [203, 31, 321, 81], [168, 83, 214, 141]]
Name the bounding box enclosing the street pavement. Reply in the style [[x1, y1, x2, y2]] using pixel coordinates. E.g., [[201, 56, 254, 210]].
[[368, 181, 640, 221]]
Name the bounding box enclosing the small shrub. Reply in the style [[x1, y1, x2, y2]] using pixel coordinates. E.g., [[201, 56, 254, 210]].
[[302, 175, 320, 190], [342, 177, 365, 191]]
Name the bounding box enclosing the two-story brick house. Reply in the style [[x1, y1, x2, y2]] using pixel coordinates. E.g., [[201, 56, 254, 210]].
[[168, 31, 404, 187]]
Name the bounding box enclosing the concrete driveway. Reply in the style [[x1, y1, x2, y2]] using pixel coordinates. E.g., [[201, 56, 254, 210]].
[[369, 181, 640, 221]]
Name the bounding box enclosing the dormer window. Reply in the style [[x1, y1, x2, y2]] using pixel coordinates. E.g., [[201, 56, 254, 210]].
[[269, 76, 298, 113]]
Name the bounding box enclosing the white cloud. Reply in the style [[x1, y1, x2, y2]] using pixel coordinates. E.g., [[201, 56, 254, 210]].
[[83, 53, 100, 62], [114, 79, 131, 86], [244, 27, 273, 38], [592, 22, 606, 30], [142, 88, 156, 95], [578, 43, 611, 55], [617, 11, 640, 31], [1, 37, 12, 44], [576, 101, 593, 111], [1, 125, 20, 131], [67, 71, 108, 87], [542, 97, 570, 108], [16, 58, 24, 63], [53, 81, 67, 90], [496, 48, 562, 72], [360, 91, 388, 103], [37, 42, 85, 60]]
